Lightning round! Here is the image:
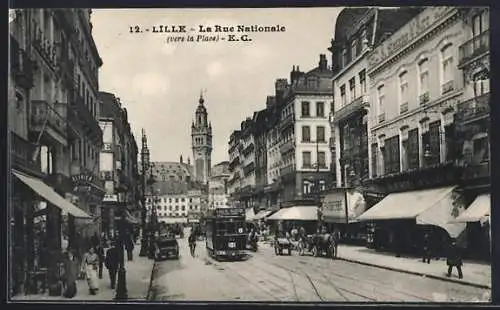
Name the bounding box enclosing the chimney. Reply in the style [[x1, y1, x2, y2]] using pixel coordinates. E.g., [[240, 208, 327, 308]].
[[188, 157, 191, 165], [319, 54, 327, 70], [180, 155, 183, 164]]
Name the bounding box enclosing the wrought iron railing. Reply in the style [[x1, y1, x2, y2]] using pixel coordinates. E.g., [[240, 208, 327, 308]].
[[30, 100, 68, 137], [455, 93, 490, 123], [11, 132, 40, 173], [419, 91, 430, 105], [459, 30, 490, 66]]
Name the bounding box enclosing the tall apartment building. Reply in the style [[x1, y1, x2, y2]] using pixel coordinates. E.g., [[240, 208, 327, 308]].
[[9, 9, 104, 296], [329, 7, 423, 189], [278, 55, 334, 204], [357, 7, 484, 256], [208, 161, 230, 209], [99, 92, 139, 238]]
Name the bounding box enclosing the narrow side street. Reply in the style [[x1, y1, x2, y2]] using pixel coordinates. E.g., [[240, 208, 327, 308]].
[[149, 237, 490, 302]]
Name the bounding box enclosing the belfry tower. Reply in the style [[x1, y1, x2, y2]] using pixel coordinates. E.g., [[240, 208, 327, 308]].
[[191, 92, 212, 184]]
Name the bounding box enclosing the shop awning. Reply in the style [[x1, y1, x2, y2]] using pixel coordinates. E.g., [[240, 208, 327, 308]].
[[357, 186, 466, 238], [254, 210, 273, 220], [357, 186, 456, 221], [13, 171, 91, 219], [267, 206, 318, 221], [453, 194, 490, 223], [245, 207, 256, 222]]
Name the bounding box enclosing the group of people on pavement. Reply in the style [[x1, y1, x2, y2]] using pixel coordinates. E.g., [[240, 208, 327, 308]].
[[61, 232, 137, 298]]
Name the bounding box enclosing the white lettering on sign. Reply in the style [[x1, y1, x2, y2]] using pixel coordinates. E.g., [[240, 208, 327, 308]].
[[368, 7, 453, 70]]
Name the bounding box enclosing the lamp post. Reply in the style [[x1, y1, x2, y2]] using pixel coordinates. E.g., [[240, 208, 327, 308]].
[[115, 189, 128, 300]]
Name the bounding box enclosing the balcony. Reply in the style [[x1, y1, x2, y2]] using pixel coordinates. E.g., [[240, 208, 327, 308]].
[[69, 95, 103, 144], [332, 95, 369, 123], [242, 142, 255, 157], [10, 131, 41, 174], [458, 30, 489, 67], [378, 113, 385, 124], [419, 92, 430, 105], [280, 164, 296, 176], [32, 23, 58, 70], [399, 102, 409, 114], [441, 80, 455, 95], [279, 114, 295, 131], [279, 139, 295, 154], [10, 36, 35, 89], [455, 93, 490, 124], [30, 100, 68, 146]]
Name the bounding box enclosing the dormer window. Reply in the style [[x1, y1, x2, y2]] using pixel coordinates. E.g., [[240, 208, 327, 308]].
[[341, 49, 347, 68], [351, 39, 358, 60]]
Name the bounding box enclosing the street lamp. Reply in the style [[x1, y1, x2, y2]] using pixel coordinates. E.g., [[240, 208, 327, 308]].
[[115, 187, 128, 300]]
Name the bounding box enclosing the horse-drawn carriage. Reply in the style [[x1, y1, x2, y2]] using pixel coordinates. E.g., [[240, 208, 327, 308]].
[[274, 237, 293, 255], [297, 233, 336, 258]]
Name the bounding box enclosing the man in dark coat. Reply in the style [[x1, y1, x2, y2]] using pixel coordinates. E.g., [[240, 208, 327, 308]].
[[96, 240, 106, 279], [104, 242, 120, 289], [125, 236, 134, 261], [446, 240, 463, 279]]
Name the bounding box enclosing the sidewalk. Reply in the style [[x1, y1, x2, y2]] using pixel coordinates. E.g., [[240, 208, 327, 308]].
[[12, 243, 155, 302], [335, 244, 491, 289]]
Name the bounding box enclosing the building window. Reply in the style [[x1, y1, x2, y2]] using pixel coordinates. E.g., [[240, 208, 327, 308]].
[[340, 84, 346, 106], [319, 180, 326, 192], [418, 59, 429, 104], [181, 198, 185, 202], [302, 151, 311, 168], [303, 180, 312, 195], [359, 70, 366, 94], [441, 44, 454, 93], [175, 205, 179, 211], [302, 126, 311, 142], [175, 198, 179, 203], [384, 136, 400, 174], [316, 126, 325, 142], [318, 151, 326, 168], [307, 77, 317, 89], [427, 121, 441, 166], [351, 39, 358, 60], [371, 143, 378, 177], [474, 72, 490, 96], [472, 10, 489, 37], [349, 77, 356, 102], [399, 71, 408, 107], [316, 102, 324, 117], [377, 85, 385, 120], [169, 206, 172, 211], [301, 101, 310, 117], [182, 205, 185, 211], [408, 128, 420, 170], [169, 198, 172, 203], [342, 49, 347, 67]]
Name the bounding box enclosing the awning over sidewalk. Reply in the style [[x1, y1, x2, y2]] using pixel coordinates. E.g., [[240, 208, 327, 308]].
[[254, 210, 273, 220], [357, 186, 466, 238], [267, 206, 318, 221], [453, 194, 490, 223], [13, 171, 91, 219]]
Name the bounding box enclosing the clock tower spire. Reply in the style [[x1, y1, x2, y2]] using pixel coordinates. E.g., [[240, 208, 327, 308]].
[[191, 91, 212, 184]]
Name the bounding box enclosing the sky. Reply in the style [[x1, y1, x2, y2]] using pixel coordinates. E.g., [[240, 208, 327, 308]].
[[91, 8, 342, 164]]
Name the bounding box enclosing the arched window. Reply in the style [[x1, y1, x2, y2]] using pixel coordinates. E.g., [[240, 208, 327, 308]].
[[417, 57, 429, 103]]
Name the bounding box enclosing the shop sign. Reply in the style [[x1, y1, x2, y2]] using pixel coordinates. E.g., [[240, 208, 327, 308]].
[[322, 191, 347, 221], [368, 7, 453, 70], [103, 194, 118, 202]]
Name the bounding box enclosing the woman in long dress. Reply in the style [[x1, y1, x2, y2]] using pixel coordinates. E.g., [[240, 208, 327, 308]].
[[82, 246, 100, 295]]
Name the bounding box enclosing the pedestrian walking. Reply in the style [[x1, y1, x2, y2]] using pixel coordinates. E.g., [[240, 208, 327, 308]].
[[422, 232, 431, 264], [104, 242, 120, 289], [81, 247, 100, 295], [446, 240, 463, 279], [332, 228, 340, 258], [125, 237, 134, 261], [188, 231, 197, 257], [95, 241, 105, 279], [62, 250, 79, 298]]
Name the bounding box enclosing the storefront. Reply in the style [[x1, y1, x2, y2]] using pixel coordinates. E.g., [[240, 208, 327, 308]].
[[357, 186, 468, 256], [11, 170, 91, 296], [267, 205, 318, 234]]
